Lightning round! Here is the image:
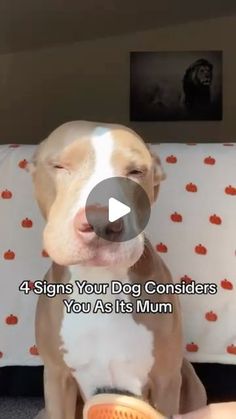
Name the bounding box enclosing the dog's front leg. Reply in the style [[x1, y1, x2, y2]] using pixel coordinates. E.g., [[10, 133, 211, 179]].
[[42, 365, 79, 419], [149, 371, 182, 417]]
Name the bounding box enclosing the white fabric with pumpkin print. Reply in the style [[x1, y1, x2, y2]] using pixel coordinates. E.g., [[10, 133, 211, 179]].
[[0, 142, 236, 366]]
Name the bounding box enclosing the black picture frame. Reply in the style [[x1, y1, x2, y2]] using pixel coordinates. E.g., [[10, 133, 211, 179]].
[[130, 51, 223, 122]]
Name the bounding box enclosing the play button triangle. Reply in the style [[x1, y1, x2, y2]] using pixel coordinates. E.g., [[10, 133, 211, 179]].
[[85, 177, 151, 242], [108, 197, 131, 222]]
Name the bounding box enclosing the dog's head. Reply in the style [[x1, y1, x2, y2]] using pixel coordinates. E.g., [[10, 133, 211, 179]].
[[30, 121, 165, 268]]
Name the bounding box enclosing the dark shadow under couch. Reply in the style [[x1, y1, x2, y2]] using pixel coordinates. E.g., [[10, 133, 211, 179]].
[[0, 364, 236, 403]]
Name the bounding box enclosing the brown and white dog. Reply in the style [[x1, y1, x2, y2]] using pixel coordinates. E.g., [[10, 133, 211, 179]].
[[30, 121, 206, 419]]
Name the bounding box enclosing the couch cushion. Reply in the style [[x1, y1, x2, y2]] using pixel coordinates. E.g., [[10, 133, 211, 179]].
[[0, 142, 236, 366]]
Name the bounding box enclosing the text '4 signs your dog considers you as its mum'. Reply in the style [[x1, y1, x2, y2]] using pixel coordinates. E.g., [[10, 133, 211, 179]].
[[19, 279, 217, 314]]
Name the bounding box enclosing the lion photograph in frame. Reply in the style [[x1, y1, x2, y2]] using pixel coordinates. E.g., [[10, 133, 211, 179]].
[[130, 51, 223, 121]]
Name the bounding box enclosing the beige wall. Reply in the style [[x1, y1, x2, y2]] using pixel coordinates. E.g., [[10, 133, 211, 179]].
[[0, 15, 235, 144]]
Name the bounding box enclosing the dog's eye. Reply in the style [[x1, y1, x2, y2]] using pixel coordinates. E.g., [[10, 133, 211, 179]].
[[53, 164, 65, 169], [52, 164, 70, 174], [128, 169, 144, 176]]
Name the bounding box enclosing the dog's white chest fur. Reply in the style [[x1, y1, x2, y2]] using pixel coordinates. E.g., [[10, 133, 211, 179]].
[[60, 266, 154, 399]]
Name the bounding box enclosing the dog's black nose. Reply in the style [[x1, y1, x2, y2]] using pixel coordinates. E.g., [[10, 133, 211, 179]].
[[104, 218, 124, 240], [74, 206, 124, 242]]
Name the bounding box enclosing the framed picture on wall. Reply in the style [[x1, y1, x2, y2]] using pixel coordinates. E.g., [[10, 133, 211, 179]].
[[130, 51, 223, 121]]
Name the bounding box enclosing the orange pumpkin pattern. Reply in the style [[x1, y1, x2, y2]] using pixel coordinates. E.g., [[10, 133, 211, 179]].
[[0, 144, 51, 367], [1, 143, 236, 367], [147, 143, 236, 364]]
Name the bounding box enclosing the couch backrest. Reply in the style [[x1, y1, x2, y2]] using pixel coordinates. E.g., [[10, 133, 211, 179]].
[[1, 143, 236, 366]]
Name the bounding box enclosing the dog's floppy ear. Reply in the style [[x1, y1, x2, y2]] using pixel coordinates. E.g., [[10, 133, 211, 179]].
[[149, 149, 166, 201], [26, 156, 37, 174], [22, 145, 40, 174], [26, 139, 47, 174]]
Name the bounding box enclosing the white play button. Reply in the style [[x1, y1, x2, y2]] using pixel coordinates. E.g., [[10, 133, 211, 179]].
[[86, 177, 151, 242], [108, 197, 131, 223]]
